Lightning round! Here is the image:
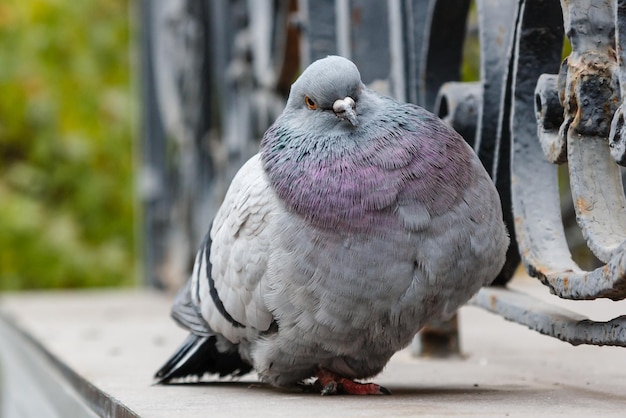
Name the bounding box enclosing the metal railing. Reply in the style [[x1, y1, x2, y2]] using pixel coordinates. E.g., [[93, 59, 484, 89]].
[[140, 0, 626, 346]]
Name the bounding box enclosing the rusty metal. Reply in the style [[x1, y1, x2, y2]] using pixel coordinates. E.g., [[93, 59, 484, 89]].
[[141, 0, 626, 346], [510, 0, 626, 307], [504, 0, 626, 344], [471, 287, 626, 347], [560, 0, 626, 265], [609, 1, 626, 164]]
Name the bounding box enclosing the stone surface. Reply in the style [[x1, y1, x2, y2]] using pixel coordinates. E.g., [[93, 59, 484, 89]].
[[1, 273, 625, 417]]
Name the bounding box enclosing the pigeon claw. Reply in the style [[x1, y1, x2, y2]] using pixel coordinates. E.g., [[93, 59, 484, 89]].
[[315, 368, 391, 396], [321, 381, 339, 396]]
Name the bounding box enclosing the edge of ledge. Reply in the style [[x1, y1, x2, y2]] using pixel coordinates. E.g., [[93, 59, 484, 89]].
[[0, 312, 141, 418]]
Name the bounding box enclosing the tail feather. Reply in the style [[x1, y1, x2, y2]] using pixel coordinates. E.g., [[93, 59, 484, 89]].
[[154, 334, 253, 384]]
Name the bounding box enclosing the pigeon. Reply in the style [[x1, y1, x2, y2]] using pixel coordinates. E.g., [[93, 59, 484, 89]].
[[155, 55, 509, 395]]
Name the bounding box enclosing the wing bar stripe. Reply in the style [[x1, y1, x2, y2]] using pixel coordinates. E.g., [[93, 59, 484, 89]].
[[203, 229, 246, 329]]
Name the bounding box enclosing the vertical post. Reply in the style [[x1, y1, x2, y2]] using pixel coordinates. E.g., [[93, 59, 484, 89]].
[[139, 0, 169, 289]]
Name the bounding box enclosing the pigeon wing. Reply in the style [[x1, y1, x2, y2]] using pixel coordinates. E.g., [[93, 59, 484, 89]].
[[172, 154, 277, 344]]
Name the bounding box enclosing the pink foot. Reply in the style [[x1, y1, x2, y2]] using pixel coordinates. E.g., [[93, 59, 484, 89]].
[[315, 368, 391, 396]]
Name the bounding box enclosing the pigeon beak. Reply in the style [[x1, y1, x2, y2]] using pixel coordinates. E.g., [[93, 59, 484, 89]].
[[333, 97, 358, 127]]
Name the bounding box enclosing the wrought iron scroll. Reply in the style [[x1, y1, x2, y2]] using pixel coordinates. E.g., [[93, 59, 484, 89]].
[[477, 0, 626, 345], [513, 0, 626, 302]]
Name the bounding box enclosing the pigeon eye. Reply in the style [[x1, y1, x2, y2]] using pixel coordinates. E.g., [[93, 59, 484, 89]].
[[305, 96, 317, 110]]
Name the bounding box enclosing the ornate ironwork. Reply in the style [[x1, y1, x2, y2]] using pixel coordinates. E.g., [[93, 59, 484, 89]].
[[141, 0, 626, 346]]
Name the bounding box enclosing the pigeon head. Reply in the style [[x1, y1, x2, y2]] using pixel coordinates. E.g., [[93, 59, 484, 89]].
[[285, 56, 363, 128]]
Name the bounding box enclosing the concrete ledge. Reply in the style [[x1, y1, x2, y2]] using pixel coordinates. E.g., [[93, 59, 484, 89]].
[[0, 316, 137, 418], [1, 276, 625, 417]]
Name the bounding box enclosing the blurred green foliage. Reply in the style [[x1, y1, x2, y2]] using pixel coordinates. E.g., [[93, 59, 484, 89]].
[[0, 0, 135, 289], [461, 2, 480, 82]]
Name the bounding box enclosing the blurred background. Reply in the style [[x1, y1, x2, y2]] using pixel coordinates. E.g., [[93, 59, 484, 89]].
[[0, 1, 135, 290], [0, 0, 595, 292]]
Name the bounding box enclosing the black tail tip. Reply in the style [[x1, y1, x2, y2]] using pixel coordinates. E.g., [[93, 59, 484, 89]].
[[154, 334, 252, 384]]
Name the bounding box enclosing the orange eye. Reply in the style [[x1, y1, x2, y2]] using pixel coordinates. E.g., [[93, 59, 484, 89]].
[[305, 96, 317, 110]]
